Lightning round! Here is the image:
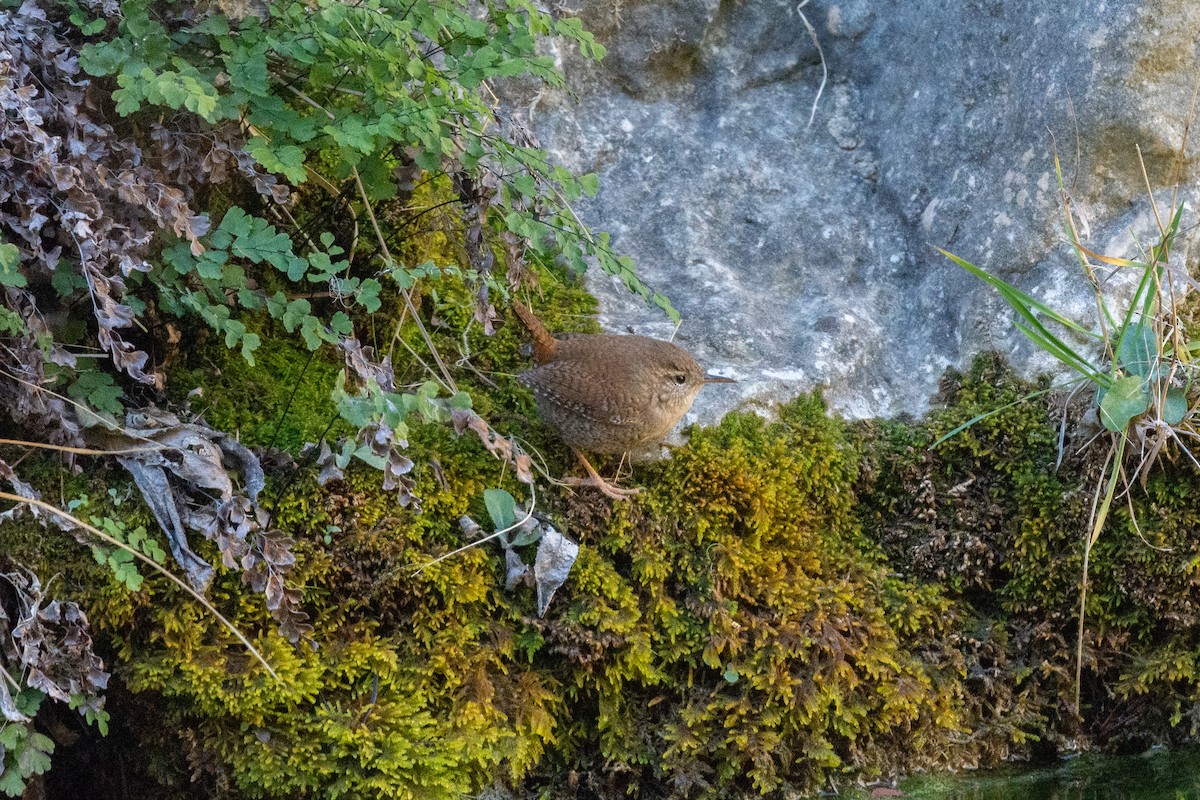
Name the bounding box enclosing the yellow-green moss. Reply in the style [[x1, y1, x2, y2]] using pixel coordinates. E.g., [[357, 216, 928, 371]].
[[17, 326, 1200, 798]]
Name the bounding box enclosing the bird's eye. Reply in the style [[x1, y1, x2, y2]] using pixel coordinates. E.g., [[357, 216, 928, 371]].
[[672, 373, 687, 385]]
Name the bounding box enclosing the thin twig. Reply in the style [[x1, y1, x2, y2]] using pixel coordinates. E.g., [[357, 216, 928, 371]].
[[0, 438, 167, 457], [797, 0, 827, 128], [0, 492, 280, 681], [352, 166, 458, 391]]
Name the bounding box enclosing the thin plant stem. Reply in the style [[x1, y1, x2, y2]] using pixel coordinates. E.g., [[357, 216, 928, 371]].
[[410, 484, 536, 574], [0, 491, 280, 682], [1075, 435, 1124, 716]]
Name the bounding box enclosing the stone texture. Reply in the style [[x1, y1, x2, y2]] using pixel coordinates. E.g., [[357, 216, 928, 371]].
[[509, 0, 1200, 421]]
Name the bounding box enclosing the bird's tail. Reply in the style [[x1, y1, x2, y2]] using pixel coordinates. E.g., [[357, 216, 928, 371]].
[[512, 300, 558, 364]]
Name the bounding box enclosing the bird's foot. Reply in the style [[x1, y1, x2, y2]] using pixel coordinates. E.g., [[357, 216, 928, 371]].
[[567, 448, 641, 500], [561, 474, 642, 499]]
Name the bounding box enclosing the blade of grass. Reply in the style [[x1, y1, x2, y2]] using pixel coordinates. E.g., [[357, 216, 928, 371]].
[[937, 248, 1099, 338], [929, 385, 1057, 449], [1011, 320, 1111, 387], [937, 248, 1109, 383], [1074, 434, 1125, 717]]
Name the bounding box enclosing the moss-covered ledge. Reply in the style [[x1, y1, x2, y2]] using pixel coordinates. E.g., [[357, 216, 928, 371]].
[[7, 352, 1200, 798]]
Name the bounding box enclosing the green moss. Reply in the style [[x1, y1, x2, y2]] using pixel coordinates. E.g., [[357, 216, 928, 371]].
[[539, 394, 971, 796], [168, 322, 345, 452], [19, 321, 1200, 798], [858, 352, 1200, 753]]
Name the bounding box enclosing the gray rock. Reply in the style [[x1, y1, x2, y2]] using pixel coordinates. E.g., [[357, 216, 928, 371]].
[[506, 0, 1200, 421]]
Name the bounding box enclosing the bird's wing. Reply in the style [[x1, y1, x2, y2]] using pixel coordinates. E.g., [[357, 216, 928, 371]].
[[519, 361, 639, 426]]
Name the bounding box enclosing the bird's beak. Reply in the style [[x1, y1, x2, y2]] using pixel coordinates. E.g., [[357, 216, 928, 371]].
[[704, 373, 736, 384]]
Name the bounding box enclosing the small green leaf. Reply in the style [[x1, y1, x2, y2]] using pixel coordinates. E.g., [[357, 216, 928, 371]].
[[79, 39, 132, 76], [240, 333, 261, 365], [509, 528, 542, 547], [722, 666, 740, 684], [447, 391, 473, 410], [329, 311, 353, 336], [223, 319, 247, 348], [579, 172, 600, 197], [0, 724, 24, 751], [1163, 387, 1189, 425], [1099, 375, 1150, 432], [13, 691, 42, 720], [67, 368, 124, 415], [26, 733, 53, 760], [0, 243, 26, 288], [16, 733, 52, 776], [484, 488, 517, 531], [0, 768, 25, 797], [246, 137, 308, 184], [1117, 320, 1158, 379], [356, 278, 383, 313]]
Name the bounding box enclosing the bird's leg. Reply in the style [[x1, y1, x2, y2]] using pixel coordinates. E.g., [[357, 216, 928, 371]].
[[562, 447, 641, 499]]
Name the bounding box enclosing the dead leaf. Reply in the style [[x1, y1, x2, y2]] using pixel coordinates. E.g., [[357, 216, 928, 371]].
[[534, 526, 578, 618], [504, 547, 531, 591]]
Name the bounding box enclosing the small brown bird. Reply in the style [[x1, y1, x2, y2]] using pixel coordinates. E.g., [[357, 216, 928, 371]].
[[513, 300, 734, 499]]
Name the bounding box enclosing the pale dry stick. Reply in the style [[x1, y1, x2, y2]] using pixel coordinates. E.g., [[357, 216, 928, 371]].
[[1055, 382, 1088, 471], [1140, 71, 1200, 367], [0, 438, 167, 458], [1166, 426, 1200, 470], [797, 0, 827, 128], [1130, 146, 1195, 469], [1064, 207, 1116, 361], [0, 661, 21, 693], [352, 166, 459, 393], [411, 484, 537, 574], [1167, 72, 1200, 212], [1123, 444, 1172, 553], [279, 83, 457, 391], [388, 306, 442, 381], [1136, 144, 1166, 238], [1066, 96, 1083, 200], [0, 491, 280, 681]]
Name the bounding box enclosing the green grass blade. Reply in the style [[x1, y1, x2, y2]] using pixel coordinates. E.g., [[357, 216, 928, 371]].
[[937, 247, 1099, 338], [1010, 318, 1109, 386], [929, 385, 1055, 449]]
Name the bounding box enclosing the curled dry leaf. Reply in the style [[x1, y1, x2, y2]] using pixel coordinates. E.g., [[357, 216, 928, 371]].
[[451, 407, 534, 485], [534, 526, 578, 618], [340, 339, 395, 392], [83, 409, 312, 644], [0, 569, 109, 721], [459, 515, 485, 540], [505, 548, 531, 591], [304, 441, 345, 487]]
